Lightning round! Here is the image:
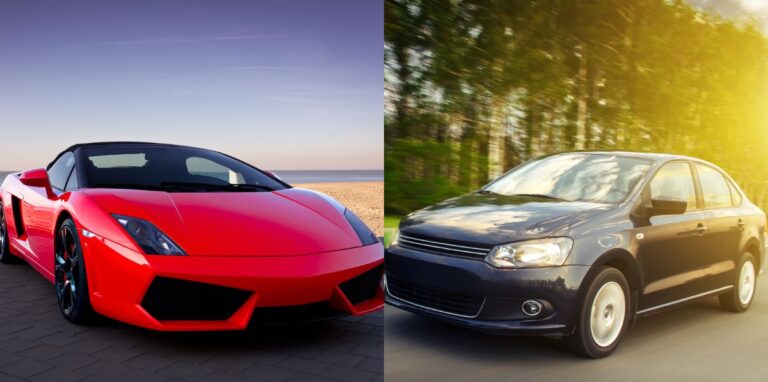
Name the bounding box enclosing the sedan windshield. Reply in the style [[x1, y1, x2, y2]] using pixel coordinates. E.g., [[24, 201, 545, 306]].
[[81, 145, 287, 192], [483, 153, 652, 203]]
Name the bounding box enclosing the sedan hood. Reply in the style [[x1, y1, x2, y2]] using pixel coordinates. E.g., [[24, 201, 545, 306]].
[[83, 188, 362, 257], [400, 193, 613, 245]]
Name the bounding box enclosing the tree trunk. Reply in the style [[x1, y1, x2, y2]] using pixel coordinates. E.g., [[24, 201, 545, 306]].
[[574, 42, 589, 150]]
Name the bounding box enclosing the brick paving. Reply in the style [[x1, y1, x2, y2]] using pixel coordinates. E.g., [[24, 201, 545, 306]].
[[0, 261, 383, 382]]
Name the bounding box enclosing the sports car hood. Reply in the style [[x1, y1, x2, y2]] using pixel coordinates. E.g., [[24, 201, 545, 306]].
[[82, 188, 363, 257], [400, 193, 613, 246]]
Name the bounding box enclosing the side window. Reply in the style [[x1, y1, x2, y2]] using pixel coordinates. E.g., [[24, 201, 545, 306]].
[[695, 164, 731, 209], [48, 152, 76, 191], [649, 162, 697, 210], [64, 167, 79, 192], [727, 179, 742, 206], [186, 157, 244, 184]]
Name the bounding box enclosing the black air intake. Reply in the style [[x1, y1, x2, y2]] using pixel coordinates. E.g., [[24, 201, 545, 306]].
[[339, 264, 383, 305], [141, 277, 251, 321]]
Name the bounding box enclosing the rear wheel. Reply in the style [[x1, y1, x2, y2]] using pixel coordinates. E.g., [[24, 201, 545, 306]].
[[567, 267, 630, 358], [0, 204, 17, 263], [54, 219, 97, 324], [720, 252, 757, 312]]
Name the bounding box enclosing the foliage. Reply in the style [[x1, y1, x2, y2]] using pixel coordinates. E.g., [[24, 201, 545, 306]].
[[385, 0, 768, 215]]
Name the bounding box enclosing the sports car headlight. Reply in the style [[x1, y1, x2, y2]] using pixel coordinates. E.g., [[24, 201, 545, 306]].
[[344, 209, 379, 246], [112, 214, 187, 256], [485, 237, 573, 268]]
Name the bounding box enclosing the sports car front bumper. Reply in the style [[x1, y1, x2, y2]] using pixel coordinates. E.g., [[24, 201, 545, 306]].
[[80, 233, 384, 331]]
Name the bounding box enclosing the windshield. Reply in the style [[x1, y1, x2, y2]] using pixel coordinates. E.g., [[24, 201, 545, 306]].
[[483, 153, 652, 203], [81, 145, 287, 192]]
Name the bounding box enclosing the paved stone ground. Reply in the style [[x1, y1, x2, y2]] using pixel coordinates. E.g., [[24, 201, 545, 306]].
[[0, 260, 383, 382]]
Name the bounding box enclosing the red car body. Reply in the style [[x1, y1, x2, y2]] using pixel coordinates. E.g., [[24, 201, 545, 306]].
[[0, 143, 383, 331]]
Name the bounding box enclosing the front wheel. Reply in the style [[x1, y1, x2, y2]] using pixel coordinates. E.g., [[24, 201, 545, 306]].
[[54, 219, 97, 324], [720, 252, 757, 312], [0, 204, 17, 263], [567, 267, 630, 358]]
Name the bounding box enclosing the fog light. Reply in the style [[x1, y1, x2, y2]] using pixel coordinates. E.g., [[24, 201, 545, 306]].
[[522, 300, 544, 317]]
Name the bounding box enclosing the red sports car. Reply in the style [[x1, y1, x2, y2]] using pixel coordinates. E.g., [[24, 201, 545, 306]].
[[0, 142, 383, 330]]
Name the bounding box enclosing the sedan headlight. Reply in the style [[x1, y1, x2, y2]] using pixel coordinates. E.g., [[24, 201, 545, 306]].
[[485, 237, 573, 268], [388, 229, 399, 248], [344, 209, 379, 246], [113, 214, 187, 256]]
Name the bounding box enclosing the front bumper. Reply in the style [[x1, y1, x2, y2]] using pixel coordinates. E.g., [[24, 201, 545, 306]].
[[80, 234, 384, 331], [385, 246, 591, 336]]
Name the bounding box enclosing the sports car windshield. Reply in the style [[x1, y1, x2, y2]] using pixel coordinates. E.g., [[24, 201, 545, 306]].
[[81, 145, 287, 192], [483, 153, 652, 203]]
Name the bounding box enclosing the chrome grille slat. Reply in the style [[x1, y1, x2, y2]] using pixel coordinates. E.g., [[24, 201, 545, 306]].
[[398, 234, 491, 259]]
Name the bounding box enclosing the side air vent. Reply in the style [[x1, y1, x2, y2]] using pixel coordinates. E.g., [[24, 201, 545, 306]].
[[11, 196, 24, 237], [141, 277, 251, 321], [339, 264, 383, 305]]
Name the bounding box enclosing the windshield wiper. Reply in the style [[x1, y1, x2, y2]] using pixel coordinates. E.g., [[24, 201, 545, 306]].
[[508, 193, 565, 201], [160, 181, 275, 192], [476, 190, 498, 195]]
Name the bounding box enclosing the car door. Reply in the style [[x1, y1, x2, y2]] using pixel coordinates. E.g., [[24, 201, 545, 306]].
[[693, 163, 744, 291], [24, 152, 76, 268], [638, 161, 710, 309]]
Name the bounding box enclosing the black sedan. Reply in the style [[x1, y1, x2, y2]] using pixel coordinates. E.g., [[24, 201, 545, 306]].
[[385, 151, 766, 358]]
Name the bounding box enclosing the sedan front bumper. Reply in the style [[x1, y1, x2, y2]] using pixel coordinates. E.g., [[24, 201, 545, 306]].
[[385, 246, 591, 336]]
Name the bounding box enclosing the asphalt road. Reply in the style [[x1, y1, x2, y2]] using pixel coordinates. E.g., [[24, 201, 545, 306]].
[[0, 259, 383, 382], [385, 279, 768, 382]]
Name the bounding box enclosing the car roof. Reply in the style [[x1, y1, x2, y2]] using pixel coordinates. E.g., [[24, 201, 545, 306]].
[[558, 150, 705, 163], [62, 141, 194, 152]]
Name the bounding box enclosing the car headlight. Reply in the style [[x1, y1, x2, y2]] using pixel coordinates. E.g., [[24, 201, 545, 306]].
[[344, 208, 379, 246], [113, 214, 187, 256], [485, 237, 573, 268], [388, 229, 399, 248]]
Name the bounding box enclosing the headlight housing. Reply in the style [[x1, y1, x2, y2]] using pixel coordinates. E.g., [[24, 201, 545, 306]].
[[388, 229, 399, 248], [113, 214, 187, 256], [344, 209, 379, 246], [485, 237, 573, 268]]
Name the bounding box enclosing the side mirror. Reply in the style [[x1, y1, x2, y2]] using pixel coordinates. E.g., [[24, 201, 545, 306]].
[[648, 197, 687, 216], [19, 168, 55, 199]]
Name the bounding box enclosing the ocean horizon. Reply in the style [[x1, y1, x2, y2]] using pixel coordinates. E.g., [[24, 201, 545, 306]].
[[0, 169, 382, 184]]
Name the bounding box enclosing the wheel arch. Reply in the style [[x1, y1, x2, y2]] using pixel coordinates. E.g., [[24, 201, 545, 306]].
[[743, 237, 761, 271], [579, 248, 642, 322]]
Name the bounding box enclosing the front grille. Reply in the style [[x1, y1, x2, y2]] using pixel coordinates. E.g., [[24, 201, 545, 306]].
[[141, 277, 251, 321], [398, 233, 491, 259], [386, 275, 484, 317], [340, 264, 383, 305], [249, 302, 344, 325]]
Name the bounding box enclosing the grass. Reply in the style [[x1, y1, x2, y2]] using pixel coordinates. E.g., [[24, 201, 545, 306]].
[[384, 215, 401, 247]]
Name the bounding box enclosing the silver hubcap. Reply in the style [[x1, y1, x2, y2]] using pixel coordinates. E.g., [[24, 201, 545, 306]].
[[590, 281, 626, 347], [739, 260, 756, 305]]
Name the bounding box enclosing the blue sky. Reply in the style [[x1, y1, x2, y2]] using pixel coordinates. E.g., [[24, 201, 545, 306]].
[[0, 0, 383, 170]]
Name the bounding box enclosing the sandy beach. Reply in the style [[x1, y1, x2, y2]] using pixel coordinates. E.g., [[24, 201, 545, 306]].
[[295, 181, 384, 238]]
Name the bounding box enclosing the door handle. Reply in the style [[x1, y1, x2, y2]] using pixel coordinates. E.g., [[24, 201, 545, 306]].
[[696, 223, 708, 235], [737, 219, 745, 230]]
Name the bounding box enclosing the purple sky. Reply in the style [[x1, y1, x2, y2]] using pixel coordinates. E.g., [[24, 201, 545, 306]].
[[0, 0, 383, 170]]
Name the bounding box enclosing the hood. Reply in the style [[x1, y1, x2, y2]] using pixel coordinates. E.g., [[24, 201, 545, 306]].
[[82, 188, 362, 257], [400, 193, 613, 245]]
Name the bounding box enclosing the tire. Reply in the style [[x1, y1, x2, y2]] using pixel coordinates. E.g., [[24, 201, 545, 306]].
[[0, 203, 17, 264], [567, 267, 631, 358], [54, 219, 97, 324], [720, 252, 757, 313]]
